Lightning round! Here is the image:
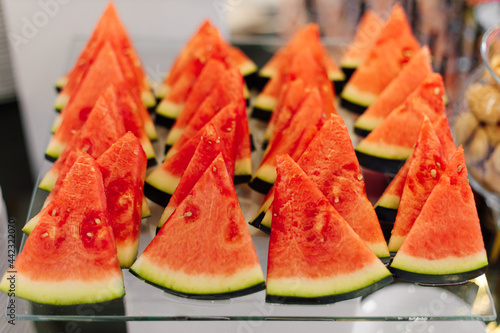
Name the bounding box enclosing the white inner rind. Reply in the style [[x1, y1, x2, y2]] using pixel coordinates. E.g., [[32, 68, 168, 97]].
[[142, 197, 151, 218], [340, 58, 361, 69], [144, 121, 158, 141], [260, 209, 272, 229], [117, 238, 140, 268], [145, 168, 180, 195], [253, 164, 277, 186], [156, 100, 185, 120], [341, 84, 377, 107], [328, 70, 345, 82], [22, 213, 41, 235], [354, 115, 383, 132], [39, 170, 58, 192], [0, 271, 124, 305], [375, 193, 400, 210], [366, 242, 390, 259], [235, 157, 252, 177], [254, 95, 277, 111], [54, 93, 70, 111], [158, 206, 175, 229], [45, 138, 66, 160], [55, 76, 68, 89], [355, 140, 413, 160], [141, 91, 157, 109], [239, 61, 257, 77], [156, 84, 170, 100], [141, 139, 156, 161], [131, 255, 265, 295], [391, 250, 488, 275], [258, 67, 276, 79], [51, 115, 63, 134], [388, 235, 405, 253], [165, 127, 184, 147], [267, 260, 391, 298]]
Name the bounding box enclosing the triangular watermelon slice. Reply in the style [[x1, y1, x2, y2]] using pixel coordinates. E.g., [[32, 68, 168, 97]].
[[254, 116, 389, 259], [355, 73, 446, 174], [164, 67, 244, 152], [390, 146, 488, 284], [340, 10, 384, 80], [96, 132, 147, 268], [130, 154, 265, 299], [341, 4, 420, 113], [55, 3, 155, 111], [252, 48, 336, 122], [157, 123, 223, 229], [256, 23, 344, 95], [156, 20, 256, 101], [249, 87, 324, 194], [38, 88, 126, 194], [354, 46, 433, 136], [374, 116, 456, 226], [388, 117, 447, 252], [266, 154, 392, 304], [1, 153, 124, 305], [144, 104, 238, 206], [156, 58, 226, 128]]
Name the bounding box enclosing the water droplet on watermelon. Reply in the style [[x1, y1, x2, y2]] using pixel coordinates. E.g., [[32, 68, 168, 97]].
[[79, 107, 93, 122]]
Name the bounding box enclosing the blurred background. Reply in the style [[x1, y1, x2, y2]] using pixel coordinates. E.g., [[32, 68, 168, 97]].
[[0, 0, 500, 332]]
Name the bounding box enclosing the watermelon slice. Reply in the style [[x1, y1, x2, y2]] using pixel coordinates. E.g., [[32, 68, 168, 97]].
[[249, 87, 324, 194], [1, 153, 124, 305], [96, 132, 147, 268], [374, 116, 456, 225], [156, 20, 256, 101], [355, 73, 446, 174], [164, 67, 244, 153], [354, 46, 433, 136], [390, 146, 488, 284], [266, 154, 392, 304], [156, 59, 226, 128], [38, 88, 126, 194], [255, 116, 389, 259], [144, 104, 238, 206], [388, 117, 446, 252], [47, 44, 156, 161], [157, 123, 224, 229], [130, 154, 265, 299], [340, 10, 384, 80], [340, 4, 420, 113], [256, 23, 344, 95], [252, 48, 336, 122], [54, 3, 155, 111]]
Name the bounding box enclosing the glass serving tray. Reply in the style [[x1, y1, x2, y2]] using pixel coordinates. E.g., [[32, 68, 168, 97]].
[[11, 38, 497, 322]]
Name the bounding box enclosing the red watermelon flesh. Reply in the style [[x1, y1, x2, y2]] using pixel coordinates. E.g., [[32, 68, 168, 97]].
[[165, 65, 237, 149], [249, 88, 324, 194], [266, 154, 392, 304], [130, 154, 265, 299], [258, 116, 389, 258], [390, 146, 488, 283], [158, 123, 224, 229], [10, 153, 124, 305], [388, 117, 447, 252], [144, 104, 238, 206], [157, 59, 226, 128], [374, 117, 456, 224], [355, 73, 446, 174], [341, 4, 420, 112], [354, 46, 433, 135], [340, 10, 384, 72], [259, 23, 344, 84], [39, 88, 126, 195], [96, 132, 147, 268], [56, 3, 153, 110], [165, 68, 246, 159]]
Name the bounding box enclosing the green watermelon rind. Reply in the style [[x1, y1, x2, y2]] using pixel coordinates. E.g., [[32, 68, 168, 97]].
[[130, 257, 266, 300], [0, 271, 125, 305], [54, 93, 70, 111], [39, 169, 58, 192], [374, 206, 398, 223], [248, 176, 274, 195], [248, 194, 274, 228], [45, 139, 67, 162], [353, 115, 383, 137], [234, 157, 252, 185], [374, 193, 400, 222], [340, 85, 377, 114], [141, 90, 157, 110], [259, 209, 272, 234], [251, 95, 277, 121], [266, 261, 393, 304], [156, 100, 185, 124], [54, 76, 68, 91], [390, 251, 488, 284], [355, 142, 410, 175]]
